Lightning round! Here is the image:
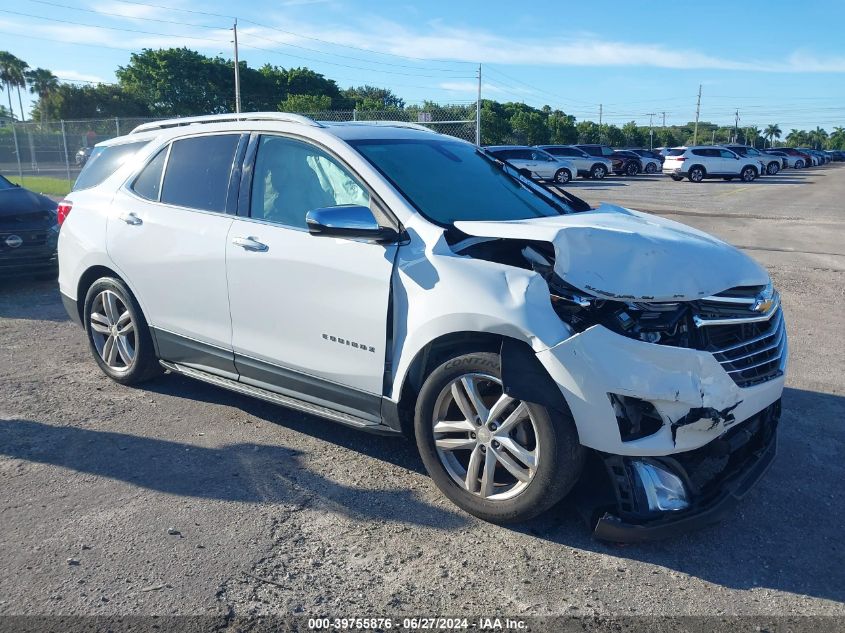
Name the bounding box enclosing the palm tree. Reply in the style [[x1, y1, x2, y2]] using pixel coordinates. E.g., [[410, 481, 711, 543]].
[[0, 52, 29, 122], [745, 126, 761, 148], [764, 123, 782, 148], [25, 68, 58, 124], [812, 126, 828, 150]]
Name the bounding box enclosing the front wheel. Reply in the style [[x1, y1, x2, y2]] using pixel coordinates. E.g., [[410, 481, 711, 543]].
[[625, 161, 640, 176], [741, 166, 757, 182], [767, 162, 780, 175], [794, 160, 805, 169], [83, 277, 162, 385], [414, 352, 584, 523], [553, 168, 571, 184], [645, 162, 658, 174], [590, 164, 607, 180]]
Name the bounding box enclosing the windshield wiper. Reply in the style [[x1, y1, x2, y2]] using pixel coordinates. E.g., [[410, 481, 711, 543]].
[[475, 148, 585, 214]]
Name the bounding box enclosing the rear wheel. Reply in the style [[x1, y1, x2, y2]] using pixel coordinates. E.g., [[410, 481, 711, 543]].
[[414, 352, 584, 523], [625, 161, 640, 176], [84, 277, 162, 385], [767, 161, 780, 175], [590, 164, 607, 180], [553, 168, 572, 184], [688, 166, 705, 182], [645, 162, 658, 174], [794, 160, 805, 169]]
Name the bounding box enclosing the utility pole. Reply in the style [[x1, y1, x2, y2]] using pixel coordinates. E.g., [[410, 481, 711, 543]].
[[232, 19, 242, 113], [598, 104, 603, 143], [734, 109, 740, 143], [693, 84, 702, 145], [475, 63, 481, 146], [661, 111, 666, 128], [647, 112, 656, 149]]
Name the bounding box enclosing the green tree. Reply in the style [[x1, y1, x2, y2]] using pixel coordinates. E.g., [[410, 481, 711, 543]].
[[621, 121, 644, 147], [576, 120, 601, 143], [764, 123, 782, 148], [278, 93, 332, 112], [811, 126, 828, 150], [479, 100, 511, 145], [510, 109, 549, 145], [25, 68, 58, 124], [602, 124, 625, 147], [547, 110, 577, 144], [32, 83, 151, 120], [655, 127, 678, 148], [0, 51, 28, 121], [345, 85, 404, 110]]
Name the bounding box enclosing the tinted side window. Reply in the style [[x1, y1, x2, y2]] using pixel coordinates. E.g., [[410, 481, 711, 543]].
[[131, 147, 168, 201], [692, 149, 709, 157], [600, 146, 614, 156], [512, 149, 533, 160], [160, 134, 240, 212], [720, 150, 737, 158], [250, 136, 369, 229], [579, 146, 600, 156], [73, 141, 149, 191]]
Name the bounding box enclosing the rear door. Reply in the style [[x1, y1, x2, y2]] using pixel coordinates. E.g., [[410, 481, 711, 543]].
[[107, 133, 246, 377]]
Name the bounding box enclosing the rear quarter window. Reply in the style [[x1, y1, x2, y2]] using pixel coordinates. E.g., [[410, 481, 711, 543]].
[[73, 141, 149, 191], [666, 149, 686, 156]]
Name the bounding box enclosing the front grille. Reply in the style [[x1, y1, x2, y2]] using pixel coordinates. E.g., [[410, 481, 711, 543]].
[[702, 307, 786, 387]]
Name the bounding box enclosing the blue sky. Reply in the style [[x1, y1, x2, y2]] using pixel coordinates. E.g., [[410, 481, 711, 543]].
[[2, 0, 845, 130]]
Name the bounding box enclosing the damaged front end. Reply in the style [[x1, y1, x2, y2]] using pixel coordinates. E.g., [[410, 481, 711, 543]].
[[449, 206, 787, 540]]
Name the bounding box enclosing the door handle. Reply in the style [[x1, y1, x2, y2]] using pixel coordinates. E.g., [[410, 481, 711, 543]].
[[118, 212, 142, 226], [232, 236, 269, 252]]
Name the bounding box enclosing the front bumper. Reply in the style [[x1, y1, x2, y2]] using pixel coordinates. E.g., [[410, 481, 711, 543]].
[[591, 399, 779, 541]]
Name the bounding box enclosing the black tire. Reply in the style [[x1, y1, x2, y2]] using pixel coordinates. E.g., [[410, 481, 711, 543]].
[[625, 161, 640, 176], [645, 162, 658, 174], [688, 166, 705, 182], [553, 168, 571, 184], [767, 161, 780, 175], [414, 352, 585, 524], [83, 277, 162, 385], [590, 164, 607, 180], [741, 165, 757, 182], [670, 175, 684, 181], [794, 160, 805, 169]]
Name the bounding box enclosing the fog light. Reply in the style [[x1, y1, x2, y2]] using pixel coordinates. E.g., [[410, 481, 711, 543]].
[[631, 461, 689, 512]]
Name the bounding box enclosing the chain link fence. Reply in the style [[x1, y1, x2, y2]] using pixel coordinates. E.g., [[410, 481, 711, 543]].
[[0, 106, 476, 192]]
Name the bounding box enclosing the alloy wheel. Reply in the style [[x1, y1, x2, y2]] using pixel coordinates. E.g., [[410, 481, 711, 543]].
[[89, 290, 136, 371], [432, 373, 539, 501]]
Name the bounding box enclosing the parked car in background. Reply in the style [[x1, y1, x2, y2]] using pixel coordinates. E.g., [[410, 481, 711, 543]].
[[827, 150, 845, 161], [609, 150, 643, 176], [0, 174, 59, 277], [75, 147, 93, 166], [57, 112, 786, 539], [485, 146, 576, 184], [627, 148, 665, 164], [662, 146, 759, 182], [574, 143, 615, 159], [622, 149, 662, 173], [766, 148, 808, 169], [535, 145, 612, 179], [725, 145, 784, 175]]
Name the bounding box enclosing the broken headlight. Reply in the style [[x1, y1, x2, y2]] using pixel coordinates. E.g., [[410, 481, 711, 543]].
[[523, 245, 693, 347]]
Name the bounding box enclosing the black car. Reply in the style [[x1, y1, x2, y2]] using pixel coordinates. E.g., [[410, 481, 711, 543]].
[[609, 150, 644, 176], [0, 175, 59, 277]]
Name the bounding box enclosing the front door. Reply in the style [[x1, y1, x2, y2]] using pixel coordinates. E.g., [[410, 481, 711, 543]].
[[225, 135, 397, 420]]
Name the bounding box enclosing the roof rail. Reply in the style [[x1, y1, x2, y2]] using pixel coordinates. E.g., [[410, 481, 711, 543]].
[[320, 120, 434, 133], [129, 112, 322, 134]]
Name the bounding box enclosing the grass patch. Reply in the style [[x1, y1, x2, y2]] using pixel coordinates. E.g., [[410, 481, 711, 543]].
[[8, 175, 74, 197]]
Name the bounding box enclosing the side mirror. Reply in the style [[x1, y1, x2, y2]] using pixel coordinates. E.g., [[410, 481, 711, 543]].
[[306, 205, 399, 242]]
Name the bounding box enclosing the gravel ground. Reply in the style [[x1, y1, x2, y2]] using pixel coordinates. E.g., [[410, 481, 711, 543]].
[[1, 164, 844, 628]]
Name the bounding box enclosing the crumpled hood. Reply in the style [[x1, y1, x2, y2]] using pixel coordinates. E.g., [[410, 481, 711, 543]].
[[454, 204, 769, 302]]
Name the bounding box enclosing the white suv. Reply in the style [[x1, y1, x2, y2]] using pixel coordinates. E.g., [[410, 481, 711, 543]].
[[58, 113, 786, 540], [485, 146, 576, 184], [663, 146, 760, 183]]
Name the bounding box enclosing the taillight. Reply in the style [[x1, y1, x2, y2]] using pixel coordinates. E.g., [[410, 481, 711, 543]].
[[57, 200, 72, 226]]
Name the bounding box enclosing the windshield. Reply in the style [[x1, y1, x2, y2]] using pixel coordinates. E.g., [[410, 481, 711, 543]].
[[0, 175, 15, 190], [349, 138, 570, 225]]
